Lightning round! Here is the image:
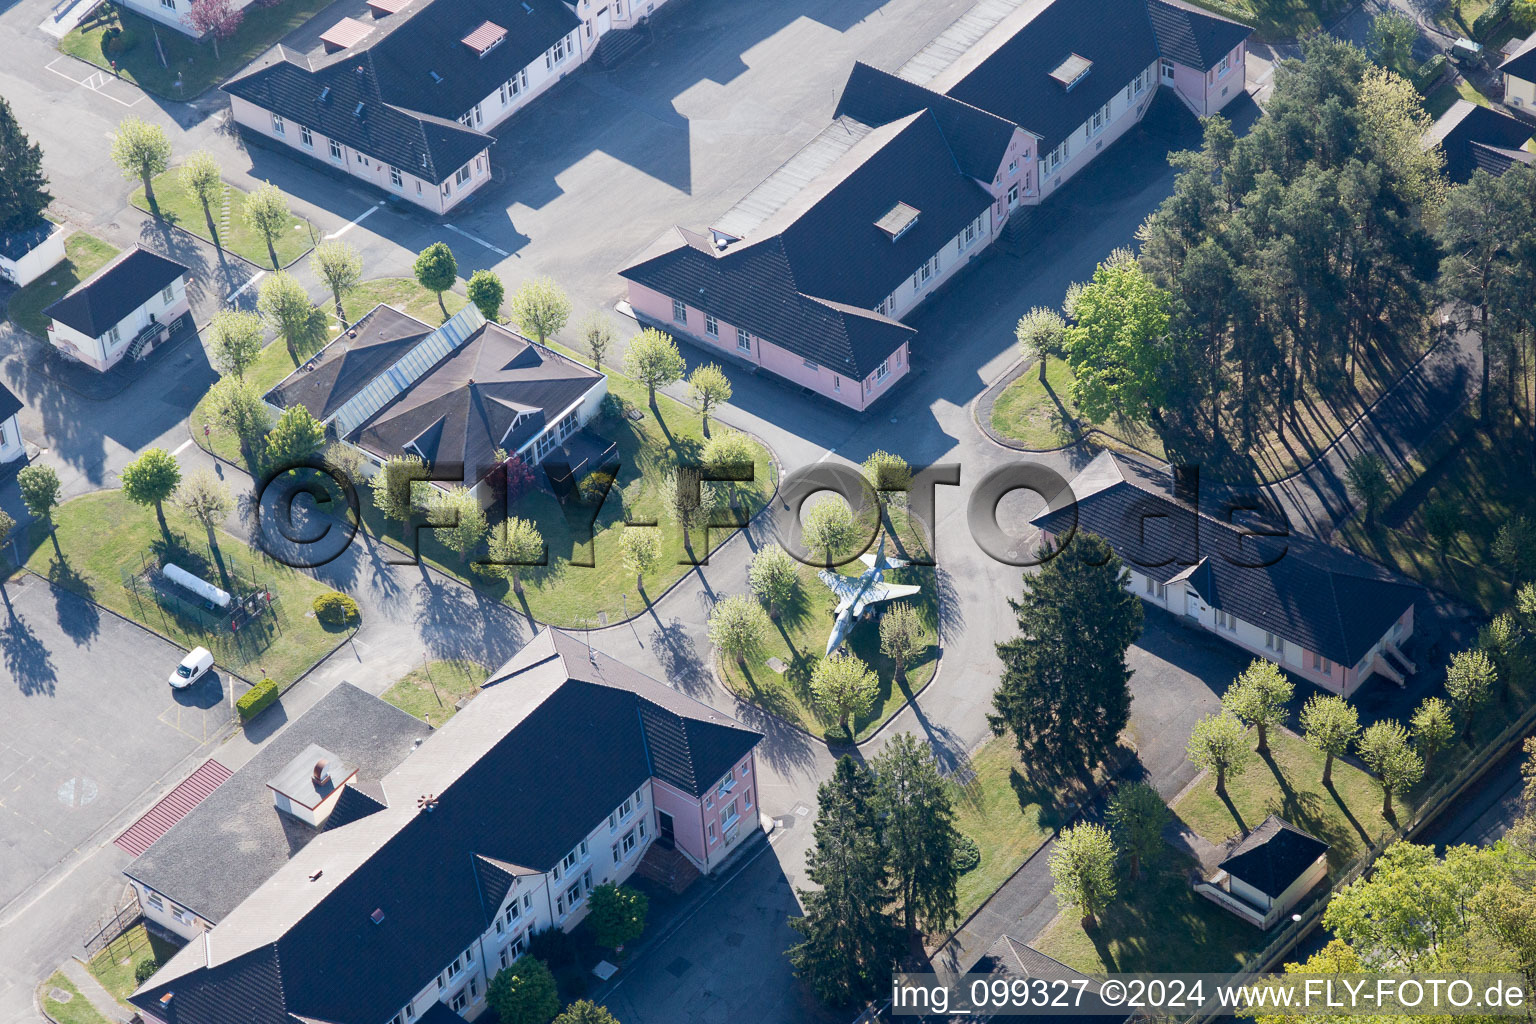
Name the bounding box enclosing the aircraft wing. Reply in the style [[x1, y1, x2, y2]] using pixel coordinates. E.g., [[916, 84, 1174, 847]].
[[817, 569, 864, 614], [851, 582, 921, 618]]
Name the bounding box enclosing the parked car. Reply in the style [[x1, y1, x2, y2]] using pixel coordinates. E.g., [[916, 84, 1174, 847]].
[[169, 647, 215, 689]]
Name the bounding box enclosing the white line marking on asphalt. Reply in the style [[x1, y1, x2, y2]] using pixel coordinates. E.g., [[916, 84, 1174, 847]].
[[324, 201, 384, 240], [226, 271, 266, 303], [45, 57, 143, 108], [445, 223, 510, 258], [815, 447, 837, 463], [172, 438, 194, 456]]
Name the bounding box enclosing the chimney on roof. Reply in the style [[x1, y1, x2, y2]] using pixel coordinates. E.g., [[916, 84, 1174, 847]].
[[312, 758, 331, 785], [371, 908, 386, 924]]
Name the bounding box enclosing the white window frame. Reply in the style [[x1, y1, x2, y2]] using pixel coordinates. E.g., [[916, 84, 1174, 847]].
[[271, 114, 285, 135], [329, 139, 343, 161], [455, 163, 472, 186], [1090, 100, 1111, 136], [671, 297, 688, 324], [300, 125, 313, 148], [704, 313, 718, 337], [390, 166, 403, 188], [161, 284, 176, 303], [873, 359, 890, 384], [1161, 58, 1176, 81], [1007, 183, 1019, 206], [1217, 55, 1230, 77], [736, 327, 752, 352]]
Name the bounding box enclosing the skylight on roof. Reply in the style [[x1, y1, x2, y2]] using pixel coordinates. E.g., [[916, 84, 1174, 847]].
[[875, 201, 921, 241], [1049, 53, 1092, 90]]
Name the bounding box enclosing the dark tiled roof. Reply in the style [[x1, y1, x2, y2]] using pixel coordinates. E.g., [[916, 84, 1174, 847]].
[[621, 109, 989, 376], [0, 381, 21, 423], [1425, 100, 1535, 183], [42, 245, 187, 338], [124, 683, 428, 923], [972, 937, 1126, 1023], [934, 0, 1247, 152], [225, 49, 493, 185], [352, 319, 604, 478], [1031, 453, 1421, 667], [0, 219, 58, 260], [324, 784, 388, 829], [1218, 814, 1329, 899], [1145, 0, 1251, 71], [267, 304, 434, 421], [132, 630, 761, 1024], [1501, 31, 1536, 81], [834, 62, 1018, 181]]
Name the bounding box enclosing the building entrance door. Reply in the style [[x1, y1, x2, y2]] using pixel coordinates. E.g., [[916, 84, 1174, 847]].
[[595, 5, 611, 33], [657, 810, 675, 849]]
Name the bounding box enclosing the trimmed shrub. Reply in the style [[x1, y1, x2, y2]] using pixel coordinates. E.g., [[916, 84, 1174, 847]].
[[955, 834, 981, 874], [135, 957, 160, 984], [312, 591, 360, 629], [600, 392, 633, 423], [1412, 54, 1448, 93], [236, 678, 279, 721], [1473, 0, 1512, 40]]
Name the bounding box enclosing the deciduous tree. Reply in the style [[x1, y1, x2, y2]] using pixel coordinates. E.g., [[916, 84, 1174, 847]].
[[174, 469, 232, 553], [1049, 823, 1117, 929], [242, 181, 290, 270], [802, 495, 858, 566], [585, 884, 648, 950], [179, 151, 223, 241], [264, 405, 326, 468], [206, 309, 263, 378], [427, 485, 488, 561], [1445, 648, 1497, 742], [747, 543, 798, 618], [787, 756, 899, 1007], [989, 533, 1141, 773], [111, 117, 170, 207], [1221, 659, 1293, 756], [1345, 452, 1390, 525], [509, 276, 570, 344], [871, 733, 959, 943], [372, 454, 427, 524], [580, 312, 614, 369], [554, 1000, 619, 1024], [1016, 306, 1066, 384], [1063, 250, 1171, 429], [309, 241, 362, 324], [1365, 11, 1416, 75], [1187, 712, 1250, 796], [1106, 782, 1169, 881], [466, 269, 505, 322], [121, 447, 181, 534], [205, 375, 271, 464], [619, 526, 660, 592], [687, 363, 731, 435], [257, 271, 322, 363], [1299, 694, 1360, 785], [1359, 719, 1422, 815], [622, 328, 685, 406], [662, 466, 720, 555], [185, 0, 243, 59], [707, 593, 768, 666], [1411, 696, 1455, 765], [878, 603, 927, 684], [488, 957, 559, 1024], [811, 651, 878, 735], [413, 242, 458, 318], [479, 516, 544, 593]]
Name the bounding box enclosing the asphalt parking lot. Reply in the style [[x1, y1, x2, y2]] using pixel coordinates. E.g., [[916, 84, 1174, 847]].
[[0, 575, 234, 910]]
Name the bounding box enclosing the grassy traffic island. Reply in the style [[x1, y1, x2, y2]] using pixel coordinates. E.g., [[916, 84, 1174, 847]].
[[58, 0, 340, 99], [716, 516, 937, 744], [23, 489, 345, 686], [40, 971, 111, 1024], [381, 659, 489, 727], [132, 169, 317, 269], [4, 232, 119, 338]]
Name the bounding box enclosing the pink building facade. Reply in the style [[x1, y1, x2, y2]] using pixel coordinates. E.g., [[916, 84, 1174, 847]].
[[650, 750, 758, 872]]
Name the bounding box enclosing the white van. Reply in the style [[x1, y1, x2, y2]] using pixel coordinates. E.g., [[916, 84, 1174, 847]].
[[169, 647, 215, 689]]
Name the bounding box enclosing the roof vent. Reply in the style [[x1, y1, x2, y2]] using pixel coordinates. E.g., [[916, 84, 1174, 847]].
[[1048, 53, 1092, 90], [417, 793, 440, 813], [308, 868, 324, 881], [312, 758, 331, 784], [356, 64, 365, 76], [370, 908, 386, 924]]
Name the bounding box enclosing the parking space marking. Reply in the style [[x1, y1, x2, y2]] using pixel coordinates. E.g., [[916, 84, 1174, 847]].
[[172, 438, 194, 456], [325, 201, 385, 239], [44, 57, 144, 108], [226, 270, 266, 303], [446, 223, 511, 257]]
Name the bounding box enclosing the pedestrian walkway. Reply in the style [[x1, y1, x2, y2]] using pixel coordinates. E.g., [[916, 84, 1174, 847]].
[[57, 957, 130, 1023]]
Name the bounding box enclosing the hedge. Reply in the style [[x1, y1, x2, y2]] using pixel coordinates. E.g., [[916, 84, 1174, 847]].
[[1413, 53, 1448, 93], [312, 591, 360, 629], [1472, 0, 1512, 40], [236, 678, 280, 720]]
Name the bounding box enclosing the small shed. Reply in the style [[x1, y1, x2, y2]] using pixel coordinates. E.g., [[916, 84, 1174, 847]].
[[0, 381, 24, 464], [0, 221, 66, 288], [1195, 814, 1329, 929]]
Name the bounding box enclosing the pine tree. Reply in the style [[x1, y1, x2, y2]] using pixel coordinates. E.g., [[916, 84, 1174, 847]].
[[988, 533, 1142, 772], [787, 756, 899, 1007], [871, 734, 959, 944], [0, 98, 51, 234]]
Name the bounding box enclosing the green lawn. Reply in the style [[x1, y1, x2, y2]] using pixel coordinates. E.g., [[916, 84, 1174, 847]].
[[1425, 76, 1490, 119], [23, 490, 343, 686], [951, 737, 1070, 921], [1033, 852, 1263, 974], [132, 168, 316, 270], [990, 358, 1088, 451], [381, 659, 488, 727], [4, 232, 119, 338], [357, 371, 776, 628], [39, 972, 112, 1024], [58, 0, 341, 99], [87, 924, 179, 1006], [1174, 729, 1399, 869], [717, 516, 937, 743]]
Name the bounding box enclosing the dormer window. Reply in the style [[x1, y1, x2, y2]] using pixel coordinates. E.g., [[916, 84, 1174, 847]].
[[875, 201, 920, 241], [463, 21, 507, 56], [1048, 53, 1092, 90]]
